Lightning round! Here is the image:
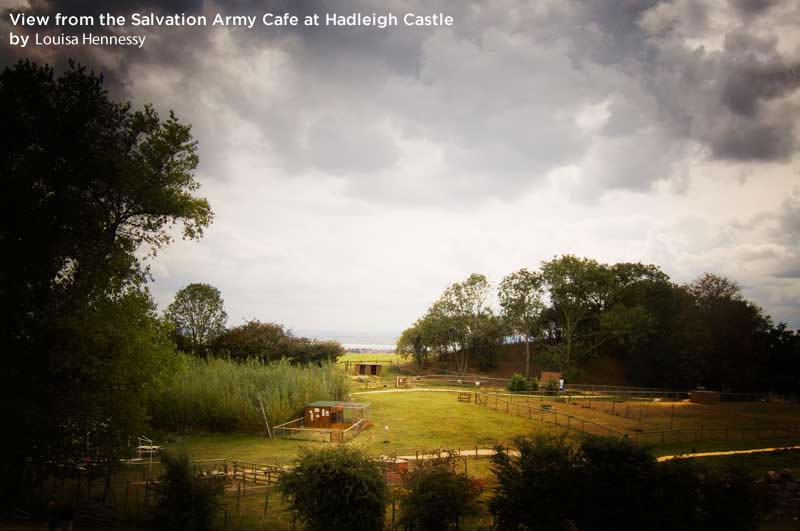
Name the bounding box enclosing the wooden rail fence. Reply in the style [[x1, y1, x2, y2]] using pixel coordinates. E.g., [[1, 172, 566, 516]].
[[474, 391, 627, 438]]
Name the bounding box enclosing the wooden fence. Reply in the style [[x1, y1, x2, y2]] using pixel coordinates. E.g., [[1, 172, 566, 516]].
[[631, 426, 800, 445], [471, 391, 800, 447], [474, 391, 628, 438], [273, 417, 369, 443]]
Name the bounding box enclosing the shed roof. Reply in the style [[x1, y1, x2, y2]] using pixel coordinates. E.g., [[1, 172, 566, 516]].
[[306, 400, 370, 408]]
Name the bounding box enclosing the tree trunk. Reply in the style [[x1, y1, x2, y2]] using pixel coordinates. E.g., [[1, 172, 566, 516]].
[[524, 334, 530, 378]]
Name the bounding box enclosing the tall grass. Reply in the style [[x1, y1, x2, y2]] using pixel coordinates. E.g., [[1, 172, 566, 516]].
[[148, 355, 351, 433]]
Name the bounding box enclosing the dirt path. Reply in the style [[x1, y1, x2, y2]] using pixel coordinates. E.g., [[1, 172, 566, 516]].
[[381, 444, 800, 463], [656, 445, 800, 462], [353, 388, 464, 395]]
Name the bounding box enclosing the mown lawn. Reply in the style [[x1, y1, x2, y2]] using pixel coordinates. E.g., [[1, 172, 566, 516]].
[[168, 390, 555, 464], [338, 352, 404, 363], [168, 391, 800, 464]]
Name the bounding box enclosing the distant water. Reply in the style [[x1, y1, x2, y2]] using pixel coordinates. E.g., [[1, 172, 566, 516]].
[[295, 330, 397, 352], [342, 343, 397, 352]]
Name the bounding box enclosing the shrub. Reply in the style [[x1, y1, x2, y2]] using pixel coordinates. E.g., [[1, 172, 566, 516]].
[[285, 337, 345, 364], [507, 373, 533, 392], [278, 447, 388, 531], [151, 449, 224, 531], [399, 454, 482, 530], [489, 434, 766, 531], [489, 434, 578, 530], [147, 355, 350, 432]]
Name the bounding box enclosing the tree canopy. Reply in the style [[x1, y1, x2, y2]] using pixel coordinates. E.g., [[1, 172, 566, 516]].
[[397, 256, 796, 393], [166, 283, 228, 355], [489, 434, 764, 531], [498, 268, 545, 377], [278, 447, 388, 531], [0, 59, 212, 496]]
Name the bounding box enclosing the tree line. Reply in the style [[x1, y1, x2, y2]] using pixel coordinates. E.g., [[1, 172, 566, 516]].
[[163, 282, 344, 364], [397, 257, 799, 394]]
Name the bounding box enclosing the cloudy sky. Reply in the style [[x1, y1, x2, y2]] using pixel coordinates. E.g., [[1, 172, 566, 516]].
[[3, 0, 800, 342]]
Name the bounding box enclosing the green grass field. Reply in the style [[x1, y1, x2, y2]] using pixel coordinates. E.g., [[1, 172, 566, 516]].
[[168, 389, 800, 466], [23, 389, 798, 531], [162, 390, 800, 530], [338, 352, 405, 363], [168, 390, 557, 464]]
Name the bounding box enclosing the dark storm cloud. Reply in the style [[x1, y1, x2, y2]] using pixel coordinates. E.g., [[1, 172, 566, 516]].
[[3, 0, 800, 196], [722, 63, 800, 118], [729, 0, 780, 17]]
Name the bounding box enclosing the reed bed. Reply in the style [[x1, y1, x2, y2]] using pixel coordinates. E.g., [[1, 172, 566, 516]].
[[148, 355, 350, 433]]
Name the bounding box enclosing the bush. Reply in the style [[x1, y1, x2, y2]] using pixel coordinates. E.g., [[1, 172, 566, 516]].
[[285, 337, 345, 364], [147, 355, 350, 432], [151, 449, 224, 531], [507, 373, 536, 392], [278, 447, 388, 531], [489, 434, 766, 531], [399, 454, 482, 530], [507, 373, 526, 392]]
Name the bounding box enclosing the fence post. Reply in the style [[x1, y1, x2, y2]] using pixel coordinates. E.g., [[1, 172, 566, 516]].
[[236, 479, 241, 514]]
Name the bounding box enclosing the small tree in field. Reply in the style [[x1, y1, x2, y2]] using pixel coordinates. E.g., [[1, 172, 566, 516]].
[[278, 447, 388, 531], [399, 454, 482, 530]]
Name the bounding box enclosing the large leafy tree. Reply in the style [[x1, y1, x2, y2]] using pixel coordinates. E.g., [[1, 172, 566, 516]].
[[212, 320, 289, 362], [540, 257, 666, 371], [539, 256, 616, 367], [279, 447, 388, 531], [166, 283, 228, 355], [0, 59, 211, 498], [685, 273, 770, 391], [438, 274, 498, 372], [498, 268, 545, 377]]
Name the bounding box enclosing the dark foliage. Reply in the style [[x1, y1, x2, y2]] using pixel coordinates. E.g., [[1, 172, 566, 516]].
[[212, 320, 289, 362], [284, 337, 345, 365], [151, 449, 225, 531], [278, 447, 388, 531], [489, 434, 767, 531], [0, 59, 210, 504], [398, 454, 482, 530]]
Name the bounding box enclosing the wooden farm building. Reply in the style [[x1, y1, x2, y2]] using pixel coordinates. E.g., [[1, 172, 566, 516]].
[[304, 400, 370, 429], [690, 390, 721, 405], [275, 400, 372, 442], [354, 363, 382, 376], [539, 371, 562, 387]]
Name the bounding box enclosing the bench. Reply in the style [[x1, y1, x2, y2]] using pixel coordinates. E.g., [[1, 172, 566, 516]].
[[458, 392, 472, 402]]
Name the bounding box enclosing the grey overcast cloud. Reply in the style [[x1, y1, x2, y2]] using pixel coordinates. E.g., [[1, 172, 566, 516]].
[[3, 0, 799, 344]]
